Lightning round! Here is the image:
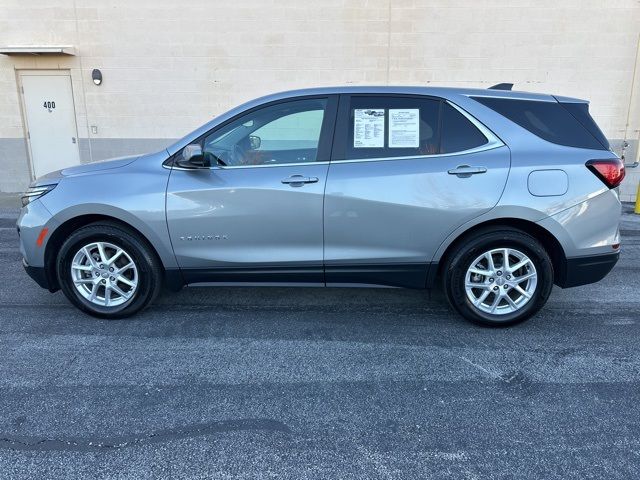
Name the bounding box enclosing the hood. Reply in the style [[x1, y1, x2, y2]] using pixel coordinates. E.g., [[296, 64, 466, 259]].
[[60, 154, 141, 176], [32, 154, 141, 186]]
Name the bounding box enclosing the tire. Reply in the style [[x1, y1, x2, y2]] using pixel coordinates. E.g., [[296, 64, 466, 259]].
[[56, 222, 163, 319], [443, 227, 553, 327]]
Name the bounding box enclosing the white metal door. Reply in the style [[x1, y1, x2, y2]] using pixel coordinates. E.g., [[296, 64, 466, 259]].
[[20, 72, 81, 178]]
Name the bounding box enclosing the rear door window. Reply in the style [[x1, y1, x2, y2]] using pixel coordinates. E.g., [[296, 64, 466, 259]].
[[440, 103, 488, 153], [334, 95, 493, 160], [343, 96, 441, 160]]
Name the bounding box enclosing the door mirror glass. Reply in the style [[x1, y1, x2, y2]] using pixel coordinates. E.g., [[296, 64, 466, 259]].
[[249, 135, 261, 150], [176, 144, 209, 168]]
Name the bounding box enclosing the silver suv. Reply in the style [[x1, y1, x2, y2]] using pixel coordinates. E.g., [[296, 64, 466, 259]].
[[17, 86, 624, 326]]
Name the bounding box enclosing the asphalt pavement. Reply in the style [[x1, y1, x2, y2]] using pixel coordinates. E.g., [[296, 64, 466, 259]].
[[0, 203, 639, 479]]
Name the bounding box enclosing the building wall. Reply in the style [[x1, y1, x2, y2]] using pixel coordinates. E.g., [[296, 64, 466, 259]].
[[0, 0, 639, 200]]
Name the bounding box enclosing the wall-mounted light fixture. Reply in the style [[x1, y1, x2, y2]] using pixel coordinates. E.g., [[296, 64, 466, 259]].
[[92, 69, 102, 85]]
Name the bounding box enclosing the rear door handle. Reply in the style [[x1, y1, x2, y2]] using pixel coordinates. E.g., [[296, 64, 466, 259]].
[[281, 175, 319, 186], [447, 165, 487, 177]]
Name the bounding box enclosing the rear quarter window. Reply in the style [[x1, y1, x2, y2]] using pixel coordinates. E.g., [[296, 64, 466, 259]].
[[472, 97, 606, 150], [559, 102, 610, 150]]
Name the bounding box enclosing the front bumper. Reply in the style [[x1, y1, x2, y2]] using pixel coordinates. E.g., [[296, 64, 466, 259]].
[[22, 258, 53, 290], [556, 251, 619, 288], [17, 199, 60, 292]]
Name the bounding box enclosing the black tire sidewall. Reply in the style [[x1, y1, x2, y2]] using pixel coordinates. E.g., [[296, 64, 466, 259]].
[[56, 224, 160, 319], [444, 229, 553, 327]]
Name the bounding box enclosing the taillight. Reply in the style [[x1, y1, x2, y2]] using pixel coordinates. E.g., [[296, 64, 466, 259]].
[[586, 158, 625, 189]]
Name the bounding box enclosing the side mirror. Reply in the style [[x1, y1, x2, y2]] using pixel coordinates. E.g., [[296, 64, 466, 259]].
[[249, 135, 261, 150], [175, 144, 210, 168]]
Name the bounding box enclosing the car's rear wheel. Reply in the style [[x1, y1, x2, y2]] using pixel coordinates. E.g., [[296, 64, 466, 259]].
[[443, 227, 553, 327], [57, 222, 162, 318]]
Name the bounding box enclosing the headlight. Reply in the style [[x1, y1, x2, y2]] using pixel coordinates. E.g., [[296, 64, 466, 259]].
[[21, 184, 56, 207]]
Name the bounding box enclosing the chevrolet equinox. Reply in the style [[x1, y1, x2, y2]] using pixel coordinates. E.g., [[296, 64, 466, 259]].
[[18, 86, 624, 326]]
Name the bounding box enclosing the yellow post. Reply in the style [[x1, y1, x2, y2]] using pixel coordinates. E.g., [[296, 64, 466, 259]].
[[636, 180, 640, 214]]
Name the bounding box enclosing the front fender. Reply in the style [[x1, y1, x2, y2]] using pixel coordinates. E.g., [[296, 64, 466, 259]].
[[38, 157, 177, 269], [45, 202, 178, 269]]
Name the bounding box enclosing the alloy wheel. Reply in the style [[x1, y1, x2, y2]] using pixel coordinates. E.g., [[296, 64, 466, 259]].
[[464, 247, 538, 315], [70, 241, 138, 307]]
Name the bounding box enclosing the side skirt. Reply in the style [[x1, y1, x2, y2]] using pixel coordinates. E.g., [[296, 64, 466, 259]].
[[168, 263, 437, 289], [325, 263, 431, 289], [181, 266, 324, 285]]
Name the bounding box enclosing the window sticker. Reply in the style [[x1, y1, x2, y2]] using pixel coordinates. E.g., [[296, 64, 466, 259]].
[[354, 109, 385, 148], [389, 109, 419, 148]]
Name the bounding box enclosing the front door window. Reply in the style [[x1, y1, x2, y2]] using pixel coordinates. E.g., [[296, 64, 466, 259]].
[[203, 98, 328, 167]]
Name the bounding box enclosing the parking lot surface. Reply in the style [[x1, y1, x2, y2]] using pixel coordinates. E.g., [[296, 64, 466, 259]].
[[0, 204, 639, 479]]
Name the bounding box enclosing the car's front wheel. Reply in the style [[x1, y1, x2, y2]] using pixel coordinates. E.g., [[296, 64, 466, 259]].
[[443, 227, 554, 327], [56, 222, 162, 318]]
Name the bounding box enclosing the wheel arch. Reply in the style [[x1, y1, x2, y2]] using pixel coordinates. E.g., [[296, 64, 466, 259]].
[[431, 217, 567, 287], [44, 214, 169, 292]]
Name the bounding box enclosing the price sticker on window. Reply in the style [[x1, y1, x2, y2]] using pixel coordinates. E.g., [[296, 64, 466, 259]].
[[389, 109, 419, 148]]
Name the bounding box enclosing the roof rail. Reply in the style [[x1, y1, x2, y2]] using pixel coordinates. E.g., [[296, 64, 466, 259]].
[[488, 83, 513, 91]]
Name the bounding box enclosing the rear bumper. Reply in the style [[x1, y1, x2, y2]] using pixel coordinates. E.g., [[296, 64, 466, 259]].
[[556, 251, 619, 288]]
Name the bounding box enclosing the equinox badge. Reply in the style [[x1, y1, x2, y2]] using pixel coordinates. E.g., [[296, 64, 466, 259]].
[[179, 235, 228, 241]]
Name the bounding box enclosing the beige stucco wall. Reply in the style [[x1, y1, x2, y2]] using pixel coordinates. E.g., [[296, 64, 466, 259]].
[[0, 0, 639, 199]]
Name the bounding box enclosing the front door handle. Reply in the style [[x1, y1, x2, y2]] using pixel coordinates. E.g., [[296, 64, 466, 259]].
[[447, 165, 487, 178], [281, 175, 319, 186]]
